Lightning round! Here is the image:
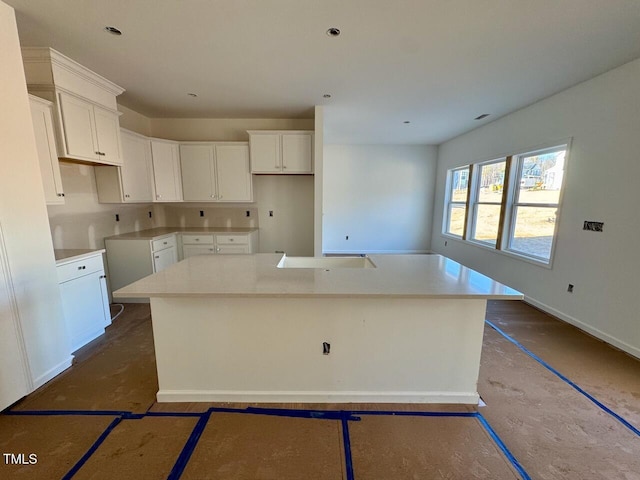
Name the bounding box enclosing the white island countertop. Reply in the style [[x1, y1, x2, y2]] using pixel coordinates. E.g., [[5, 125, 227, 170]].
[[114, 253, 523, 300]]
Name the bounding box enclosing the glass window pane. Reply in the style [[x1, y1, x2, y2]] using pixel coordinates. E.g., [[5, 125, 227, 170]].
[[447, 204, 466, 237], [478, 161, 506, 203], [451, 168, 469, 202], [517, 150, 565, 204], [509, 206, 558, 260], [472, 204, 502, 246]]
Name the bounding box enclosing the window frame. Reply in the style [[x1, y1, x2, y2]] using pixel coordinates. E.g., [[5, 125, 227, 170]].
[[468, 158, 507, 247], [443, 165, 470, 238], [442, 140, 570, 267]]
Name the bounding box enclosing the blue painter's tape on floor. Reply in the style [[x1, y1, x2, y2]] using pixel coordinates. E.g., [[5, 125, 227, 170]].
[[341, 412, 355, 480], [476, 413, 532, 480], [60, 416, 123, 480], [166, 410, 212, 480], [486, 319, 640, 438], [2, 406, 531, 480]]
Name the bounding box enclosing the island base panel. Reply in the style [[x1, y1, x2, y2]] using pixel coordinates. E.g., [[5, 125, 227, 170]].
[[149, 297, 487, 404]]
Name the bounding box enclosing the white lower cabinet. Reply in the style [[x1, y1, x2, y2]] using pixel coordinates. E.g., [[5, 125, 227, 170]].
[[57, 253, 111, 352], [105, 234, 178, 301], [181, 232, 257, 258]]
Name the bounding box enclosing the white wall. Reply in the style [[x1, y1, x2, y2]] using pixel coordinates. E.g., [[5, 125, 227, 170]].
[[254, 175, 314, 256], [432, 57, 640, 358], [47, 162, 158, 250], [0, 1, 71, 391], [149, 118, 314, 142], [323, 145, 437, 254]]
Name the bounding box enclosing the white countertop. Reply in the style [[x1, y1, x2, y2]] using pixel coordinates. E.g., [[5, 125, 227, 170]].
[[114, 253, 523, 300], [105, 227, 259, 241], [54, 249, 105, 265]]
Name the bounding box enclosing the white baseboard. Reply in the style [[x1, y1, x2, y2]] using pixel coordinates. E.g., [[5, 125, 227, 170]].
[[524, 296, 640, 360], [156, 390, 479, 404], [32, 356, 73, 390]]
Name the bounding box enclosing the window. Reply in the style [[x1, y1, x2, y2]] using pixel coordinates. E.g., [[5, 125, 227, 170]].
[[445, 167, 469, 237], [506, 147, 566, 262], [470, 159, 506, 246], [443, 143, 568, 265]]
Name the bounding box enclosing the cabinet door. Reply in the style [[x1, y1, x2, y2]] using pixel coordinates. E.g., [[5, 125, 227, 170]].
[[153, 247, 177, 272], [93, 106, 123, 166], [151, 140, 182, 201], [180, 145, 216, 201], [215, 145, 252, 202], [58, 92, 98, 161], [182, 245, 217, 259], [30, 97, 65, 204], [120, 131, 153, 202], [249, 134, 281, 173], [59, 270, 108, 352], [281, 133, 313, 173]]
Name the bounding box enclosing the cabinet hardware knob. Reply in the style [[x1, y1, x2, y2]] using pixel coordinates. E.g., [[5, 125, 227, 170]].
[[77, 265, 86, 270], [100, 275, 106, 279], [62, 193, 65, 197], [163, 242, 167, 245], [154, 255, 159, 259], [283, 165, 287, 169], [157, 194, 162, 198], [95, 151, 100, 155]]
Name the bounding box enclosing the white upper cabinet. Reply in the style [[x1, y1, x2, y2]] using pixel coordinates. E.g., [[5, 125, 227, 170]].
[[150, 139, 183, 202], [22, 48, 125, 166], [180, 144, 216, 201], [215, 145, 252, 202], [94, 129, 153, 203], [29, 95, 65, 204], [180, 143, 252, 202], [248, 131, 313, 174]]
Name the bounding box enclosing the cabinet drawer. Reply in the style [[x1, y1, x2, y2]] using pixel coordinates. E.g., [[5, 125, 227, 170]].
[[57, 255, 104, 283], [216, 245, 250, 254], [152, 235, 177, 252], [183, 245, 217, 259], [215, 234, 248, 245], [182, 234, 214, 245]]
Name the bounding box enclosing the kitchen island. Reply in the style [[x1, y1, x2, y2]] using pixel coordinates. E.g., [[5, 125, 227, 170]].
[[114, 253, 522, 404]]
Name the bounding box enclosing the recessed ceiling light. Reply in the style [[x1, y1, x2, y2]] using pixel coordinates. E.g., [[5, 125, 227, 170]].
[[187, 93, 198, 97], [474, 114, 490, 120], [326, 27, 341, 37], [323, 94, 332, 98], [104, 26, 122, 36]]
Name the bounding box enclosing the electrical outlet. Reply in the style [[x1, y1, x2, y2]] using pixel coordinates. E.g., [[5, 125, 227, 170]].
[[445, 240, 448, 246], [200, 210, 204, 217], [583, 221, 604, 232], [567, 284, 574, 293], [322, 342, 331, 355], [148, 211, 152, 218], [115, 214, 119, 222], [269, 210, 273, 217], [246, 210, 250, 217], [345, 235, 349, 240]]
